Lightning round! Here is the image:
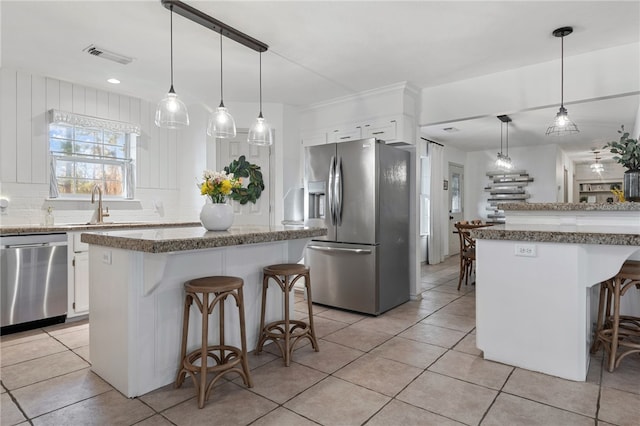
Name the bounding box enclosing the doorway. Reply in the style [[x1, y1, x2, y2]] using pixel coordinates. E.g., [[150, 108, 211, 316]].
[[216, 130, 272, 226], [448, 163, 464, 255]]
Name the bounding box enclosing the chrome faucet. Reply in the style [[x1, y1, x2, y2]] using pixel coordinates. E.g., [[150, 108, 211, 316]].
[[90, 184, 110, 224]]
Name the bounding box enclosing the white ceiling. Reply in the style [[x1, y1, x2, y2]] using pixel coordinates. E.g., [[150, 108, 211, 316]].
[[2, 1, 639, 161]]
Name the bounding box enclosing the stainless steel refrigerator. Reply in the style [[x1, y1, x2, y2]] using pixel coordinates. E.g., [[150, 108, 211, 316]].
[[304, 138, 410, 315]]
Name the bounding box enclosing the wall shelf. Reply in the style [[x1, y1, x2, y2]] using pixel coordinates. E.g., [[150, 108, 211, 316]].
[[485, 170, 534, 224]]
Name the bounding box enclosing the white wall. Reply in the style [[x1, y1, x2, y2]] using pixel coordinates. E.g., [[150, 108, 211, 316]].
[[0, 69, 296, 226], [419, 43, 640, 126], [0, 68, 182, 225]]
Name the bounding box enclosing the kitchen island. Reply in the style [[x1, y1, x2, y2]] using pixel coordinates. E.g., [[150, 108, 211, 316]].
[[81, 225, 326, 397], [471, 202, 640, 381]]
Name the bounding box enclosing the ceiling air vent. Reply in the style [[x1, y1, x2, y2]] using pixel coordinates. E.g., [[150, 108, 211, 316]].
[[83, 44, 133, 65]]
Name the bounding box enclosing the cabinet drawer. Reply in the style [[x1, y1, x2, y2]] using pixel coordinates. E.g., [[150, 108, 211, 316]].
[[362, 120, 397, 142]]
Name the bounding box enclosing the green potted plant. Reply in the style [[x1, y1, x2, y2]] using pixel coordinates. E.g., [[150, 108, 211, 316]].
[[603, 125, 640, 201]]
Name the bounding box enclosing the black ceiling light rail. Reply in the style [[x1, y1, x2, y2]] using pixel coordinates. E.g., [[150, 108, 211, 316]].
[[161, 0, 269, 53]]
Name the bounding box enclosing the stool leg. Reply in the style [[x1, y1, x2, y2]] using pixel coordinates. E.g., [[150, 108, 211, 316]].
[[237, 287, 253, 387], [283, 274, 291, 367], [175, 293, 193, 388], [590, 282, 607, 354], [457, 256, 464, 291], [608, 277, 623, 372], [304, 272, 319, 352], [198, 292, 209, 409], [256, 274, 270, 354], [219, 292, 225, 362]]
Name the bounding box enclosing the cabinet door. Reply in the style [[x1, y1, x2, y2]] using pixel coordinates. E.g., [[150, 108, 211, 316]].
[[301, 131, 327, 147], [327, 126, 362, 143], [362, 120, 397, 142], [73, 252, 90, 314]]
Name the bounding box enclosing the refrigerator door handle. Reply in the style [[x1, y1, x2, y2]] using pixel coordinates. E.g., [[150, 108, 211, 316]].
[[328, 156, 336, 225], [307, 245, 372, 255], [335, 156, 343, 225]]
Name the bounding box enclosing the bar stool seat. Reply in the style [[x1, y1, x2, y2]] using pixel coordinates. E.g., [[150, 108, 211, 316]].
[[256, 263, 319, 366], [175, 276, 252, 408], [590, 260, 640, 372]]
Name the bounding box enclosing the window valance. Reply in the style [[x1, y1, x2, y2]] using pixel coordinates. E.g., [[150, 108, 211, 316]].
[[48, 109, 141, 135]]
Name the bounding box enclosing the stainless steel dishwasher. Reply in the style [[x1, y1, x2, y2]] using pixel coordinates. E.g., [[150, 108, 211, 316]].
[[1, 233, 68, 334]]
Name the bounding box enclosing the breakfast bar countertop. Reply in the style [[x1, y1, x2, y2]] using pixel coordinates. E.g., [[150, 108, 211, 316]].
[[80, 225, 328, 253], [471, 223, 640, 246], [498, 202, 640, 211]]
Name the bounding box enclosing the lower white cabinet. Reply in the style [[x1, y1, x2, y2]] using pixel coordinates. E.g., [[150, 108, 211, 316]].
[[67, 232, 89, 317]]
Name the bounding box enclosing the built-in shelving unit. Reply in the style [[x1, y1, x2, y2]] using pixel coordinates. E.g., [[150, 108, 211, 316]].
[[485, 170, 534, 224], [578, 181, 622, 203]]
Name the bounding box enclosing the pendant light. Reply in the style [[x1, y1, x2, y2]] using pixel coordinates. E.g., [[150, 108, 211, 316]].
[[546, 27, 579, 136], [495, 115, 513, 170], [155, 5, 190, 129], [590, 150, 604, 173], [207, 31, 236, 139], [248, 52, 273, 146]]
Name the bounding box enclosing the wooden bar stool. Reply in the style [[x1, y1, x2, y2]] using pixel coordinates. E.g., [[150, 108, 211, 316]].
[[255, 264, 319, 366], [590, 260, 640, 372], [175, 276, 252, 408]]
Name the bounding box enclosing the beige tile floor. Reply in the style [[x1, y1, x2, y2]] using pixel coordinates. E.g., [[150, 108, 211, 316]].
[[2, 256, 640, 425]]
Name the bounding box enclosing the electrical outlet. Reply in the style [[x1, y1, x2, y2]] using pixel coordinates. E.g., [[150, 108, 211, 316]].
[[515, 244, 537, 257], [102, 250, 112, 264]]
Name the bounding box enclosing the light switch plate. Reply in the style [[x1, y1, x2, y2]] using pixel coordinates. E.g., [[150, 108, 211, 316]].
[[515, 244, 537, 257], [102, 250, 112, 264]]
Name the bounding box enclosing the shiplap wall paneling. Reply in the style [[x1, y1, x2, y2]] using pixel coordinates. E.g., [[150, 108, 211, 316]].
[[31, 75, 47, 184], [72, 84, 85, 114], [59, 81, 73, 112], [168, 131, 178, 190], [16, 72, 32, 183], [85, 87, 97, 116], [137, 99, 150, 189], [1, 68, 18, 182]]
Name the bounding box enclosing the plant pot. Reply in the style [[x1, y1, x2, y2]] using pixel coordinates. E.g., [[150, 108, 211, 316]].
[[200, 202, 234, 231], [623, 169, 640, 202]]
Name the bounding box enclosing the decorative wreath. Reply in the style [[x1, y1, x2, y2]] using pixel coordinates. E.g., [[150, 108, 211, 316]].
[[224, 155, 265, 205]]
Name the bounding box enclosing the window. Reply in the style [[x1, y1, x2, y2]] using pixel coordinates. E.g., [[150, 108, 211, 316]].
[[48, 110, 139, 199]]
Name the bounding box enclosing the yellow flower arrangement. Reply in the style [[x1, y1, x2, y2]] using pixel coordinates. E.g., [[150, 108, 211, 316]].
[[199, 170, 241, 203]]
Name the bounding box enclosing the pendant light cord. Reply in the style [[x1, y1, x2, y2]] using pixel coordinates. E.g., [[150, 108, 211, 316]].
[[505, 121, 509, 157], [500, 122, 504, 155], [169, 5, 175, 92], [219, 31, 224, 107], [560, 34, 564, 108], [259, 52, 264, 118]]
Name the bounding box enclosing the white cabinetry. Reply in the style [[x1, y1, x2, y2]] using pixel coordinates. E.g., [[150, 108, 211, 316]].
[[301, 130, 327, 147], [67, 232, 89, 317], [327, 125, 362, 143]]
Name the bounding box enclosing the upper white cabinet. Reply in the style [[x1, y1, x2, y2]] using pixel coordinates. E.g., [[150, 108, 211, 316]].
[[327, 125, 362, 143], [362, 119, 397, 141], [301, 130, 328, 147]]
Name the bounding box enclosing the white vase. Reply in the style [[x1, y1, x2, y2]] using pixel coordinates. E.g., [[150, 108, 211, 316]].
[[200, 202, 234, 231]]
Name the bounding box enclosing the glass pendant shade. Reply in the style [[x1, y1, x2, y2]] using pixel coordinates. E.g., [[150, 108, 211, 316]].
[[156, 6, 189, 129], [590, 162, 604, 173], [155, 89, 189, 129], [495, 153, 513, 170], [545, 106, 579, 135], [207, 105, 236, 138], [248, 114, 273, 146], [247, 51, 272, 146]]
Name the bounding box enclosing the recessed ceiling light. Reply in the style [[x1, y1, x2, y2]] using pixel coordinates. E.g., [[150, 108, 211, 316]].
[[443, 127, 459, 133], [107, 78, 120, 84]]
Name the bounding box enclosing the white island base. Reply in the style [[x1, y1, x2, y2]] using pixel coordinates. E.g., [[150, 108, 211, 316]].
[[88, 238, 311, 398], [476, 239, 640, 381]]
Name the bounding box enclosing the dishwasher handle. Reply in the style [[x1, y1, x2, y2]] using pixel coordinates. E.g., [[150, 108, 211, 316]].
[[307, 245, 372, 255], [2, 241, 67, 249]]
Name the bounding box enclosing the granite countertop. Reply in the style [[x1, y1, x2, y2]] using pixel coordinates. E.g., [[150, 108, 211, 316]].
[[0, 221, 202, 235], [498, 202, 640, 211], [80, 225, 328, 253], [471, 223, 640, 246]]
